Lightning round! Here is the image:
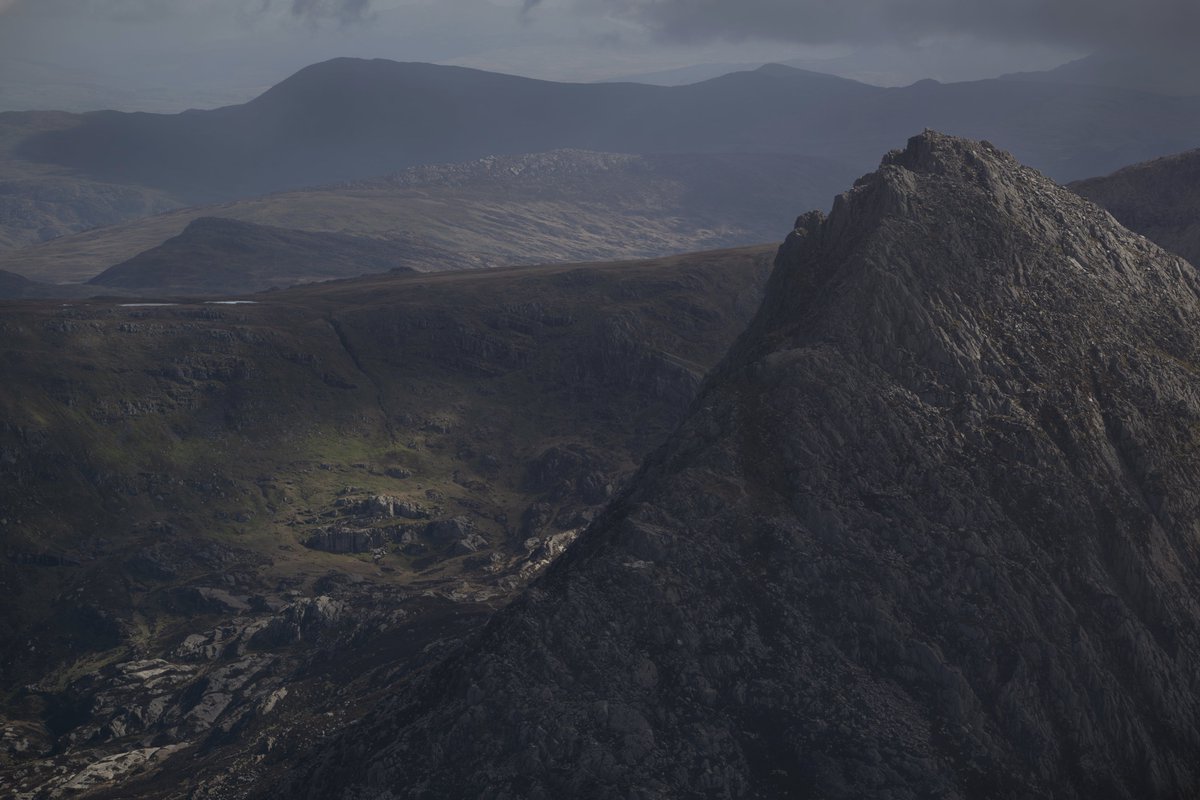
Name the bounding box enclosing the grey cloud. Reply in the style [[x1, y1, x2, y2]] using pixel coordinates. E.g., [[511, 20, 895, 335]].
[[543, 0, 1200, 51], [0, 0, 171, 18], [288, 0, 372, 23], [0, 0, 370, 23]]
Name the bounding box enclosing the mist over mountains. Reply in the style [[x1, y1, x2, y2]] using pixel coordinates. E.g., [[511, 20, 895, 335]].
[[1005, 50, 1200, 97], [12, 57, 1200, 205], [0, 149, 850, 293], [3, 55, 1200, 300]]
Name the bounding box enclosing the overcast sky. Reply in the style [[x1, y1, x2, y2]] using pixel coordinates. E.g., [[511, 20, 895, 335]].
[[4, 0, 1188, 113]]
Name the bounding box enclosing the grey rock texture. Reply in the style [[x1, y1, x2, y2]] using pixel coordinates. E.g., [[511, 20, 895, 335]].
[[1071, 147, 1200, 268], [276, 132, 1200, 799]]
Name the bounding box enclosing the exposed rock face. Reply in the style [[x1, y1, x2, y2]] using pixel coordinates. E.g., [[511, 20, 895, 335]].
[[1071, 147, 1200, 268], [279, 133, 1200, 799], [303, 527, 387, 554], [524, 445, 613, 504]]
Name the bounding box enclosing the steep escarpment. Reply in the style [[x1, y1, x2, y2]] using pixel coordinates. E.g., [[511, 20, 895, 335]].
[[280, 132, 1200, 799]]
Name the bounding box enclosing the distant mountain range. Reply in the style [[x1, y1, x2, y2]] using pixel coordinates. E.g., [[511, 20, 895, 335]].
[[1005, 51, 1200, 98], [0, 149, 851, 293], [9, 57, 1200, 209]]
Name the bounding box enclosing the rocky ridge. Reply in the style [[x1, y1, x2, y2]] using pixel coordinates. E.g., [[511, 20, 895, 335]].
[[1071, 147, 1200, 268], [275, 132, 1200, 799]]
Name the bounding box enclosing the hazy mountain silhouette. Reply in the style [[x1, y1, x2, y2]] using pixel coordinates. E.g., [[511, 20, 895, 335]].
[[0, 267, 37, 298], [13, 58, 1200, 204], [2, 149, 852, 290], [1004, 50, 1200, 97], [88, 217, 427, 294]]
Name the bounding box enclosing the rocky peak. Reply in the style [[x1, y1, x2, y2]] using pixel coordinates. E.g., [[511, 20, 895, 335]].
[[267, 134, 1200, 799], [881, 128, 1014, 176], [742, 131, 1200, 394]]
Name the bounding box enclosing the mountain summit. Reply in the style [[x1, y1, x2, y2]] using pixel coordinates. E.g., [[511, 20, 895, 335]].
[[276, 132, 1200, 799]]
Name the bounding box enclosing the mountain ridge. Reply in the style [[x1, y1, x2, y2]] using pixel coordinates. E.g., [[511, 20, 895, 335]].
[[268, 131, 1200, 799], [1070, 147, 1200, 267], [1003, 51, 1200, 97], [11, 57, 1200, 207]]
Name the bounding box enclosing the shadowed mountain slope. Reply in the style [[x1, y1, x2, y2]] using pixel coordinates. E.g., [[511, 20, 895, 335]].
[[0, 111, 181, 250], [0, 245, 772, 798], [0, 268, 35, 298], [1071, 148, 1200, 267], [275, 132, 1200, 799], [87, 217, 428, 294]]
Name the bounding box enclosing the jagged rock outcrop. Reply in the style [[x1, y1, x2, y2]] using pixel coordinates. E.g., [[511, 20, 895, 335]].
[[303, 527, 387, 554], [277, 132, 1200, 799]]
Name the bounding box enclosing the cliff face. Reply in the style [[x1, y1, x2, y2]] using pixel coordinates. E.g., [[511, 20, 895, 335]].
[[282, 132, 1200, 799]]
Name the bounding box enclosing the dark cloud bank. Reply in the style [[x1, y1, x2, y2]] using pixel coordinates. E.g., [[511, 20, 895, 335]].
[[285, 0, 371, 23], [530, 0, 1200, 51], [0, 0, 372, 23]]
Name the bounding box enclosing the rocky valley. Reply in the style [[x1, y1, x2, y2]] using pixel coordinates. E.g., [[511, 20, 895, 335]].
[[0, 246, 770, 797]]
